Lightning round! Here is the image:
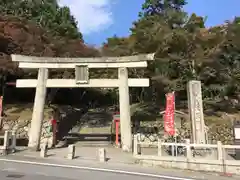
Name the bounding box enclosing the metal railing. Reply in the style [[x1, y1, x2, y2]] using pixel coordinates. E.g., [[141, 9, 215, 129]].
[[133, 133, 240, 175]]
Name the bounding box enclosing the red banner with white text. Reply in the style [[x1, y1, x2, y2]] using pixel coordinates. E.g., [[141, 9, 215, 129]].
[[164, 92, 175, 136]]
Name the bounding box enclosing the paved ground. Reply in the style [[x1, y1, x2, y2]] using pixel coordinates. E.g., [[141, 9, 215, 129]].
[[13, 145, 136, 164], [0, 147, 238, 180], [0, 161, 171, 180], [12, 144, 226, 163], [0, 156, 237, 180], [0, 161, 164, 180]]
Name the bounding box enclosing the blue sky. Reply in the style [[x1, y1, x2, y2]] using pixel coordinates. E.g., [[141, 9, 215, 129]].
[[60, 0, 240, 46]]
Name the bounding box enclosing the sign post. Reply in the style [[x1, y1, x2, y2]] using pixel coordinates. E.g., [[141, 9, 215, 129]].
[[113, 112, 120, 147], [51, 118, 57, 147], [187, 81, 206, 144]]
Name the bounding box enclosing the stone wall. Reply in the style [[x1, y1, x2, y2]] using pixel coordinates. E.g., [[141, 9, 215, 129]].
[[2, 105, 53, 147]]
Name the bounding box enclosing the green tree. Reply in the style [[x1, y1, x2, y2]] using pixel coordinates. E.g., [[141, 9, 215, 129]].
[[205, 18, 240, 103], [102, 35, 134, 56], [102, 0, 240, 110], [140, 0, 187, 16], [139, 0, 187, 28]]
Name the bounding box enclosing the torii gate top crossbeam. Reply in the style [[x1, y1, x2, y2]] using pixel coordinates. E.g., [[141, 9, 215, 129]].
[[11, 53, 155, 63]]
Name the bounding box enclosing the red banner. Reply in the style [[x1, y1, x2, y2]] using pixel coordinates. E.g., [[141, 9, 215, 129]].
[[164, 92, 175, 136]]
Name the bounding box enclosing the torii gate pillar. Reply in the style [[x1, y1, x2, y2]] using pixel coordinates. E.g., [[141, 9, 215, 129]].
[[118, 67, 132, 151], [28, 68, 48, 150]]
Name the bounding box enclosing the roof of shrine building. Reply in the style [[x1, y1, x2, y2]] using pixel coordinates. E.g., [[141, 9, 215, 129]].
[[11, 53, 155, 63]]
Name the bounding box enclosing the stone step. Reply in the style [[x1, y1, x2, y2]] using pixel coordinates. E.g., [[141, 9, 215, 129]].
[[65, 133, 120, 142], [75, 141, 112, 147]]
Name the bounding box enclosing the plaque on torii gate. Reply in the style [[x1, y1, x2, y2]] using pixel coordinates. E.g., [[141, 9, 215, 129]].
[[11, 53, 155, 152], [75, 65, 89, 84]]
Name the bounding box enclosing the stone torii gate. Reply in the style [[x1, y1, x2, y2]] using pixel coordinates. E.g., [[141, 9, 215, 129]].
[[11, 53, 155, 152]]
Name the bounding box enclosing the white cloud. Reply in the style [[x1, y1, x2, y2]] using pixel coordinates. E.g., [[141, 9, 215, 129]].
[[58, 0, 114, 35]]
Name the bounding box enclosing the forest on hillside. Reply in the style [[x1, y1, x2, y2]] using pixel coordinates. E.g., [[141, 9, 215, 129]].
[[0, 0, 239, 114], [102, 0, 240, 113]]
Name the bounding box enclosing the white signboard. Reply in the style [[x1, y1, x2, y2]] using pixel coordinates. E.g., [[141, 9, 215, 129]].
[[234, 128, 240, 139]]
